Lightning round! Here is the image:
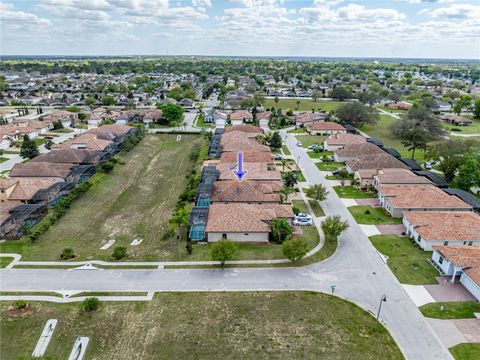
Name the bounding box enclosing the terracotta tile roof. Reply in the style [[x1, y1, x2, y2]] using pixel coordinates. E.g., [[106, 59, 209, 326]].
[[464, 267, 480, 286], [10, 162, 74, 179], [221, 133, 270, 153], [404, 211, 480, 241], [325, 133, 366, 146], [432, 246, 480, 268], [206, 203, 294, 233], [380, 185, 472, 210], [374, 168, 432, 185], [224, 124, 262, 134], [216, 162, 281, 181], [335, 142, 384, 157], [59, 133, 112, 151], [144, 109, 163, 120], [89, 124, 133, 137], [230, 110, 253, 120], [212, 180, 282, 203], [256, 111, 271, 120], [308, 122, 346, 131], [1, 178, 61, 201], [347, 153, 408, 171], [220, 151, 274, 164], [355, 168, 378, 179], [295, 112, 326, 123]]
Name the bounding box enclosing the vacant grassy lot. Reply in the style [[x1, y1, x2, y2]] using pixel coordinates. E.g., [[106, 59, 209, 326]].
[[264, 98, 343, 112], [0, 292, 403, 360], [369, 235, 438, 285], [450, 343, 480, 360], [349, 206, 402, 225], [0, 134, 203, 262], [333, 186, 377, 199], [295, 134, 327, 148], [420, 301, 480, 319]]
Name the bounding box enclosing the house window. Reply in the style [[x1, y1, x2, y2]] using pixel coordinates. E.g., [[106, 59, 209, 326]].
[[222, 233, 227, 239], [244, 233, 249, 236], [468, 241, 473, 246], [464, 241, 467, 245], [439, 256, 444, 265], [443, 241, 448, 246]]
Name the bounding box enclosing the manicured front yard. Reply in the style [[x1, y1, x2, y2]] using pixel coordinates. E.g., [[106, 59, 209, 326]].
[[419, 301, 480, 319], [333, 186, 377, 199], [0, 291, 402, 360], [307, 150, 333, 159], [194, 114, 214, 128], [450, 343, 480, 360], [369, 235, 438, 285], [292, 199, 325, 217], [264, 98, 343, 112], [348, 206, 402, 225], [316, 162, 344, 172], [282, 145, 291, 155], [294, 134, 327, 148]]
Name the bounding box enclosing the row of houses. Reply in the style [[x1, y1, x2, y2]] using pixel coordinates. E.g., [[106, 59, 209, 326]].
[[190, 124, 295, 243], [0, 124, 137, 240], [319, 129, 480, 300]]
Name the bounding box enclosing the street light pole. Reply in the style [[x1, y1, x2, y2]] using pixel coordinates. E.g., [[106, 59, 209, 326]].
[[376, 295, 387, 320]]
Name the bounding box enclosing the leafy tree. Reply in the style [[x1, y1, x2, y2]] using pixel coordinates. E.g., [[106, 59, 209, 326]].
[[391, 105, 445, 140], [473, 98, 480, 119], [82, 297, 100, 312], [336, 101, 379, 128], [111, 246, 128, 260], [330, 86, 352, 101], [85, 97, 96, 107], [358, 91, 379, 107], [321, 216, 349, 239], [305, 184, 329, 202], [270, 131, 282, 149], [52, 120, 64, 130], [102, 95, 116, 106], [312, 89, 321, 102], [20, 135, 39, 159], [282, 171, 298, 188], [211, 240, 237, 268], [400, 127, 429, 159], [452, 95, 472, 115], [456, 154, 480, 191], [171, 207, 189, 242], [159, 103, 184, 126], [269, 218, 294, 244], [44, 139, 53, 150], [282, 238, 308, 261]]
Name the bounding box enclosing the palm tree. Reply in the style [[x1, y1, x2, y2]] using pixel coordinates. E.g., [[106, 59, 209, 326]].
[[270, 218, 294, 243], [321, 216, 349, 240], [281, 158, 288, 172], [305, 184, 329, 202], [171, 207, 189, 258], [280, 185, 294, 203]]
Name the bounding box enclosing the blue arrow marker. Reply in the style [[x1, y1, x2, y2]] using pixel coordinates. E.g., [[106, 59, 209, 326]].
[[232, 151, 248, 182]]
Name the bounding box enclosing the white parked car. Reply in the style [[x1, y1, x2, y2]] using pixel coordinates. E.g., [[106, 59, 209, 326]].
[[297, 141, 303, 147], [293, 217, 313, 226]]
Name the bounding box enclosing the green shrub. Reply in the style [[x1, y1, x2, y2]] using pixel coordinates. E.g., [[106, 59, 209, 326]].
[[15, 300, 27, 310], [364, 209, 371, 215], [111, 246, 128, 260], [161, 228, 176, 241], [60, 248, 75, 260], [82, 297, 100, 312], [101, 161, 114, 173]]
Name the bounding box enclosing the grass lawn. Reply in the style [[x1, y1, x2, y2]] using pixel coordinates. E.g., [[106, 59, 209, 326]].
[[307, 150, 332, 159], [292, 170, 305, 182], [309, 200, 325, 217], [348, 206, 402, 225], [291, 199, 324, 217], [292, 199, 310, 214], [369, 235, 438, 285], [264, 98, 343, 112], [1, 150, 20, 154], [360, 115, 430, 162], [450, 343, 480, 360], [316, 161, 344, 172], [52, 128, 74, 133], [0, 291, 402, 360], [282, 145, 291, 155], [0, 157, 8, 164], [287, 127, 307, 134], [333, 186, 377, 199], [419, 302, 480, 319], [0, 257, 14, 268], [294, 134, 327, 148], [194, 114, 214, 128]]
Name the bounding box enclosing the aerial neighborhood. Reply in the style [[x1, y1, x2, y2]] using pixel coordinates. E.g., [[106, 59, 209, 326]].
[[0, 56, 479, 359]]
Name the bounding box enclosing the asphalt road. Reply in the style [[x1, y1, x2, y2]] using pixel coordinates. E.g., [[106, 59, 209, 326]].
[[0, 131, 452, 359]]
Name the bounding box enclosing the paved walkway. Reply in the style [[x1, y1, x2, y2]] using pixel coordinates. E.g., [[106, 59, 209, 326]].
[[425, 278, 476, 302], [0, 130, 454, 360]]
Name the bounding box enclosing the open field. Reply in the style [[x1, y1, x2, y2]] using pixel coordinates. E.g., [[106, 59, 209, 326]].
[[419, 301, 480, 319], [369, 235, 438, 285], [333, 186, 377, 199], [0, 292, 403, 360], [0, 134, 203, 262], [348, 206, 402, 225], [449, 343, 480, 360], [264, 98, 343, 112]]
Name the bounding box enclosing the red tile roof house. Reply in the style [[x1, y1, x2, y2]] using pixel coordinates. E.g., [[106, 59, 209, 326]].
[[403, 211, 480, 251], [9, 162, 77, 182], [220, 151, 274, 164], [0, 178, 61, 206], [205, 203, 294, 242], [430, 246, 480, 300], [308, 121, 346, 135], [216, 162, 282, 182], [378, 185, 472, 217], [372, 168, 433, 189], [346, 153, 409, 174], [211, 180, 282, 204], [323, 133, 366, 151], [229, 110, 253, 126], [256, 111, 271, 128], [333, 142, 384, 162], [224, 124, 263, 135], [294, 112, 326, 127]]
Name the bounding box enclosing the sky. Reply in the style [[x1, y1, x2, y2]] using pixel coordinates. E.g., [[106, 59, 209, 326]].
[[1, 0, 479, 59]]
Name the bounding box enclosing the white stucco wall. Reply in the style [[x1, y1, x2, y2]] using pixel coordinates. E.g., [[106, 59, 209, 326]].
[[460, 273, 480, 301], [207, 232, 269, 243]]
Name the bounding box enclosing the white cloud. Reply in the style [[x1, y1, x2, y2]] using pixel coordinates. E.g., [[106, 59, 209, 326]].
[[431, 4, 480, 19], [0, 2, 51, 28]]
